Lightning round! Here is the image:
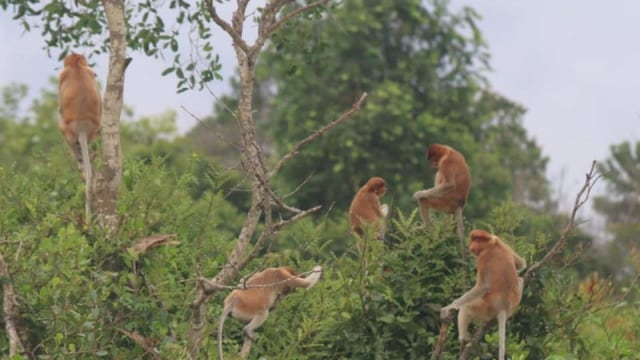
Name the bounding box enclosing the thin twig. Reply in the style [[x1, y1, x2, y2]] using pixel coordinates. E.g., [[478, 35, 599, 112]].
[[523, 161, 599, 281]]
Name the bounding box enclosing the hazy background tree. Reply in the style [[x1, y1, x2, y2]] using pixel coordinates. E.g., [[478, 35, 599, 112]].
[[593, 141, 640, 279]]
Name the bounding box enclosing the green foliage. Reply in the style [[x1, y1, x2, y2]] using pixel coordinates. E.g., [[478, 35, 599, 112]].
[[0, 151, 244, 357], [0, 0, 222, 92], [593, 141, 640, 280]]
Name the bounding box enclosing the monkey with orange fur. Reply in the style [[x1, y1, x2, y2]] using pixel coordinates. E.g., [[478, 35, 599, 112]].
[[413, 144, 470, 259], [59, 53, 101, 220], [349, 177, 389, 240], [217, 265, 322, 360], [440, 230, 526, 360]]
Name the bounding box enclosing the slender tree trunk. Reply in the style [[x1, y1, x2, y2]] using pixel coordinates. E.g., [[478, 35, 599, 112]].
[[96, 0, 127, 235]]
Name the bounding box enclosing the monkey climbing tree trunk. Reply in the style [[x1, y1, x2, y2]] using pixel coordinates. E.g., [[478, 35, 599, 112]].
[[94, 0, 128, 235]]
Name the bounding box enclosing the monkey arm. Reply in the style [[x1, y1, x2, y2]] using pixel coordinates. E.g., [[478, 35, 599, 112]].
[[412, 182, 456, 200], [286, 266, 322, 289], [514, 253, 527, 272], [442, 284, 489, 312]]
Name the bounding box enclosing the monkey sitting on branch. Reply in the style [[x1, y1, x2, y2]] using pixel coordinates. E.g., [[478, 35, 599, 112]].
[[438, 230, 525, 360]]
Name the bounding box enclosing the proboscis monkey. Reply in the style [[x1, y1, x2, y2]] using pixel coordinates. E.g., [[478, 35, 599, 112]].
[[58, 53, 101, 220], [349, 177, 389, 240], [217, 265, 322, 360], [440, 230, 525, 360], [413, 144, 471, 260]]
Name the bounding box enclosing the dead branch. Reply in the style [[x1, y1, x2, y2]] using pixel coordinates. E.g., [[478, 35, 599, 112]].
[[523, 161, 601, 282], [430, 321, 451, 360], [204, 0, 249, 53], [117, 328, 159, 358], [269, 92, 368, 179], [130, 233, 180, 254], [451, 161, 600, 360], [0, 252, 24, 357]]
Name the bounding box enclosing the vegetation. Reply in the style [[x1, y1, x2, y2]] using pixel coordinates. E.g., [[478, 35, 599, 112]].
[[0, 0, 638, 359]]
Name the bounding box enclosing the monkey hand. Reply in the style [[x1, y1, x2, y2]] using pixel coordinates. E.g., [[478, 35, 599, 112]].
[[413, 190, 429, 201], [439, 305, 457, 322], [380, 204, 389, 217]]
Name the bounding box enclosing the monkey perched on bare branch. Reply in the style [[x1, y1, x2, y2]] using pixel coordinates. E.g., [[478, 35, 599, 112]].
[[439, 230, 525, 360]]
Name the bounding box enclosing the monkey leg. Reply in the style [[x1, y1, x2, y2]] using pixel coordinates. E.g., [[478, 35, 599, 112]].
[[239, 337, 253, 360], [242, 311, 268, 342], [418, 199, 432, 225], [457, 306, 472, 346]]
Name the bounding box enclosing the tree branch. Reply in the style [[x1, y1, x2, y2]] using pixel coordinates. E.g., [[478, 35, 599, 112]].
[[204, 0, 249, 53], [0, 252, 24, 357], [269, 92, 368, 179], [523, 161, 600, 282]]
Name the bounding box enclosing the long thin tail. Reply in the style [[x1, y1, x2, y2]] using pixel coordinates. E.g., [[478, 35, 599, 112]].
[[455, 207, 466, 263], [497, 310, 507, 360], [217, 302, 233, 360], [78, 131, 92, 220]]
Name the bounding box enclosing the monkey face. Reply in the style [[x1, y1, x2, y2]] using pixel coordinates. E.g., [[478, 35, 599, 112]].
[[469, 230, 492, 256], [427, 144, 446, 167], [366, 177, 387, 196]]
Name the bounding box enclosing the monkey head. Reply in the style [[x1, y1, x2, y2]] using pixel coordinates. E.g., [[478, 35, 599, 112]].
[[426, 144, 448, 167], [469, 229, 496, 256], [365, 177, 387, 196], [63, 52, 89, 67]]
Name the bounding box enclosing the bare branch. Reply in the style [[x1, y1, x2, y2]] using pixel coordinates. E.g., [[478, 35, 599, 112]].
[[430, 321, 451, 360], [0, 252, 24, 357], [117, 328, 159, 357], [269, 0, 330, 35], [269, 92, 368, 179], [204, 0, 249, 53], [130, 233, 180, 254], [523, 161, 599, 281]]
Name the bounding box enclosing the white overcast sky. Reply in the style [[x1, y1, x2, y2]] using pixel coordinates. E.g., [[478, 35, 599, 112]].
[[1, 1, 639, 211]]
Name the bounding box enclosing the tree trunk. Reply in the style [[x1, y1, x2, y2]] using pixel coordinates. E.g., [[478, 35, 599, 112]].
[[96, 0, 127, 235]]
